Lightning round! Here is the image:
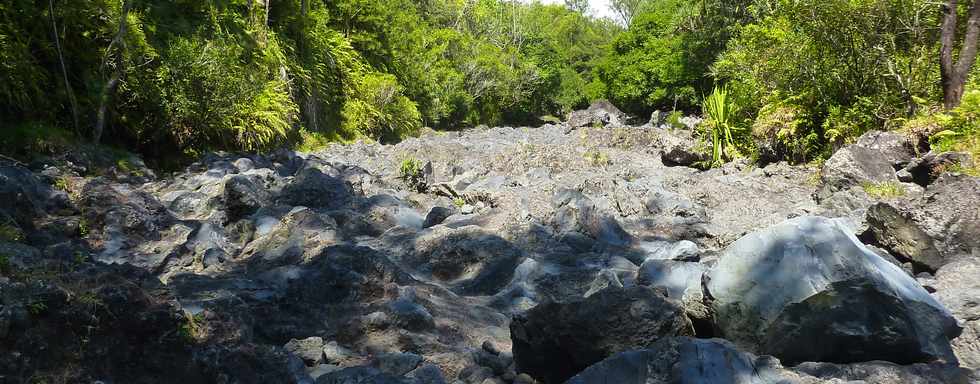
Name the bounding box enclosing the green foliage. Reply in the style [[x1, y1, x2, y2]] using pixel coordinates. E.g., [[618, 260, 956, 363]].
[[713, 0, 937, 162], [178, 311, 206, 343], [399, 158, 426, 192], [862, 181, 906, 199], [0, 0, 619, 159], [700, 85, 745, 166], [925, 89, 980, 174], [0, 122, 75, 159], [295, 129, 336, 153], [752, 98, 821, 163], [78, 218, 90, 237], [666, 110, 684, 129], [452, 198, 466, 208], [342, 73, 421, 142], [598, 0, 752, 115], [0, 223, 23, 243], [584, 150, 612, 166], [0, 253, 9, 274], [27, 300, 48, 316]]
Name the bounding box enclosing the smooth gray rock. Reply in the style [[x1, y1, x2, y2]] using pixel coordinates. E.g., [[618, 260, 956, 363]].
[[387, 289, 435, 332], [564, 337, 794, 384], [552, 189, 632, 247], [706, 216, 960, 365], [510, 286, 693, 384], [793, 360, 976, 384], [222, 175, 270, 223], [636, 260, 709, 328]]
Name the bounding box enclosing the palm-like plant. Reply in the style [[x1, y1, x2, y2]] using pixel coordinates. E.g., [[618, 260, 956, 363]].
[[701, 85, 741, 167]]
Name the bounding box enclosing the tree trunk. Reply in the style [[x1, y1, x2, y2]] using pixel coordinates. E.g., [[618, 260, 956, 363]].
[[94, 0, 130, 144], [49, 0, 80, 135], [941, 0, 980, 109]]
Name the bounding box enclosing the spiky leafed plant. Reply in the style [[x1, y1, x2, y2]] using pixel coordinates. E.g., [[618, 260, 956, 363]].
[[701, 85, 741, 167]]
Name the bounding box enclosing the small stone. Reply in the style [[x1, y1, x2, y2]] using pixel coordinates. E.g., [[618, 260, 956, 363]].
[[407, 364, 448, 384], [308, 364, 342, 380], [460, 204, 475, 215], [363, 311, 391, 329], [284, 337, 325, 366], [322, 341, 357, 365], [423, 206, 453, 228], [373, 352, 423, 376], [481, 340, 501, 356], [513, 373, 536, 384]]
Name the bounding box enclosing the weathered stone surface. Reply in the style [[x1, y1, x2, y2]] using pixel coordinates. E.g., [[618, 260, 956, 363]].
[[566, 100, 627, 131], [928, 258, 980, 370], [279, 167, 353, 210], [792, 361, 976, 384], [510, 286, 693, 384], [866, 174, 980, 271], [854, 130, 915, 167], [901, 151, 975, 186], [706, 216, 960, 365], [821, 145, 899, 191], [636, 259, 709, 328], [285, 336, 326, 366]]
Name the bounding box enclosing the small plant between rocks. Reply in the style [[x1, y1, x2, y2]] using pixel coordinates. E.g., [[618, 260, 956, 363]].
[[0, 223, 24, 243], [584, 150, 611, 167], [862, 181, 906, 199], [399, 157, 427, 192]]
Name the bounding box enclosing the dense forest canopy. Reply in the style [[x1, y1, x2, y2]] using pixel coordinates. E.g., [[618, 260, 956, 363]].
[[0, 0, 978, 169]]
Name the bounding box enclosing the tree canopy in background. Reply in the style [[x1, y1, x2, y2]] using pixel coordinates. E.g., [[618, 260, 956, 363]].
[[0, 0, 978, 168]]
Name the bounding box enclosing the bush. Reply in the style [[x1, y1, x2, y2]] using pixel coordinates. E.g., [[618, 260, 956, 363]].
[[751, 100, 820, 164], [713, 0, 936, 163], [0, 122, 75, 160], [342, 73, 422, 143], [929, 90, 980, 173]]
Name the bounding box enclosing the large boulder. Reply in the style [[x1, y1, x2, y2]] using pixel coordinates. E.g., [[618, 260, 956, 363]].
[[565, 100, 627, 131], [409, 226, 525, 296], [636, 260, 710, 331], [854, 130, 915, 168], [510, 286, 693, 384], [0, 165, 65, 230], [866, 174, 980, 271], [706, 216, 960, 365], [278, 167, 353, 210], [565, 337, 796, 384], [552, 189, 632, 248], [926, 258, 980, 369], [821, 145, 899, 191]]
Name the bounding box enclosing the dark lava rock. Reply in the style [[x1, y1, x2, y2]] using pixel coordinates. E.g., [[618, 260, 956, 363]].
[[510, 286, 693, 384], [866, 174, 980, 271]]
